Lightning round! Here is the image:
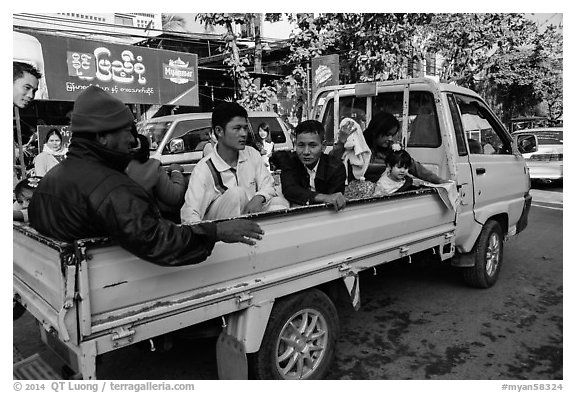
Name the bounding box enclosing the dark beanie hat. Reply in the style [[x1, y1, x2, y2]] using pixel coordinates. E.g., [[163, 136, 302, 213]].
[[71, 85, 134, 133]]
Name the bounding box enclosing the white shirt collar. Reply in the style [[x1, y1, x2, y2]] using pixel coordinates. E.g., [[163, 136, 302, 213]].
[[210, 146, 249, 173], [305, 161, 320, 191]]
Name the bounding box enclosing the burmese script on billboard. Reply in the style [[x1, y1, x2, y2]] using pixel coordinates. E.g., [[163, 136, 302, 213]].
[[15, 31, 199, 106]]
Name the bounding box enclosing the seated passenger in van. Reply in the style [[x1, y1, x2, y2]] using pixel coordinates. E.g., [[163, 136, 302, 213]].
[[468, 139, 483, 154], [280, 120, 347, 211], [181, 102, 289, 224], [373, 148, 418, 197], [331, 112, 447, 184]]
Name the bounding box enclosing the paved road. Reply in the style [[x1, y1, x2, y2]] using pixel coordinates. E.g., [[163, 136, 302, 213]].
[[327, 199, 562, 379], [529, 182, 563, 211], [14, 185, 563, 380]]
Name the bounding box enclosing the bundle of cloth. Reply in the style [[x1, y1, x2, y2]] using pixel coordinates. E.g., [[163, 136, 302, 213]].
[[339, 117, 372, 182]]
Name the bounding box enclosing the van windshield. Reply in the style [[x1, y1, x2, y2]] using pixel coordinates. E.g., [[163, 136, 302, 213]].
[[137, 121, 172, 150]]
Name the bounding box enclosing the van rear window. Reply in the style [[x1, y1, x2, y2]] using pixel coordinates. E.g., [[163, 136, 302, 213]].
[[320, 91, 442, 148]]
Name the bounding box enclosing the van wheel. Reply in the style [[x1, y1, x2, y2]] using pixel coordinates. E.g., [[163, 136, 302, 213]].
[[463, 220, 504, 288], [248, 289, 339, 380]]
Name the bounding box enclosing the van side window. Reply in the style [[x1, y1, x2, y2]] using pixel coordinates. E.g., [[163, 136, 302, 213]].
[[321, 99, 336, 144], [372, 91, 441, 148], [163, 119, 212, 155], [453, 94, 512, 155], [339, 96, 368, 133], [182, 127, 212, 153], [322, 97, 367, 145], [447, 94, 469, 156]]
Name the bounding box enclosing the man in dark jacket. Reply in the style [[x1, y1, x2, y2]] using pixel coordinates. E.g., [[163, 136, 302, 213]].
[[280, 120, 347, 211], [29, 86, 263, 267]]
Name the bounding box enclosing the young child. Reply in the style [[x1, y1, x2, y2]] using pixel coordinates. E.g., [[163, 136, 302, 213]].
[[13, 176, 42, 222], [373, 148, 416, 196]]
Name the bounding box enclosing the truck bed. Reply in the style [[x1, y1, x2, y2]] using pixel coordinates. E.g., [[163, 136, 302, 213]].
[[14, 188, 455, 351]]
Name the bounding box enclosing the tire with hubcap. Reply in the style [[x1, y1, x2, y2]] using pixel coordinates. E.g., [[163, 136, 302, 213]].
[[463, 220, 504, 288], [248, 289, 339, 380]]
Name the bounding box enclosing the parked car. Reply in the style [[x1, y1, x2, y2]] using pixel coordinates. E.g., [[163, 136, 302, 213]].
[[513, 127, 563, 184], [137, 111, 294, 174]]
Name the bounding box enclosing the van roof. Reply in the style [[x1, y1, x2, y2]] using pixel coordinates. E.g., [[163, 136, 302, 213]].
[[313, 77, 482, 99], [139, 111, 279, 124]]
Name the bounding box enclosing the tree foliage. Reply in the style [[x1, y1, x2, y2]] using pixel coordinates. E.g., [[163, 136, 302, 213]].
[[424, 13, 563, 123], [194, 13, 562, 122], [196, 13, 278, 111], [286, 13, 432, 82], [283, 13, 562, 123], [162, 14, 187, 32]]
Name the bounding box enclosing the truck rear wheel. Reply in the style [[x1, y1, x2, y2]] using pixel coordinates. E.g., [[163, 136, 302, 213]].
[[248, 289, 339, 380], [463, 220, 504, 288]]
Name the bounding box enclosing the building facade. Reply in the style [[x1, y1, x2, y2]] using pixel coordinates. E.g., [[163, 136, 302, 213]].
[[13, 13, 164, 44]]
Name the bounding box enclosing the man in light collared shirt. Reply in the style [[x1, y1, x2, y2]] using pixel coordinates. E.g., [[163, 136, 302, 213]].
[[181, 102, 288, 224]]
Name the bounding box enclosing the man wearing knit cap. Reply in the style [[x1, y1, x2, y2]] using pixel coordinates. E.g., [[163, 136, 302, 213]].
[[29, 86, 263, 267]]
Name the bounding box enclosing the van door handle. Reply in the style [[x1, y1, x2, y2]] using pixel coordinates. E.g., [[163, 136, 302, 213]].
[[476, 168, 486, 175]]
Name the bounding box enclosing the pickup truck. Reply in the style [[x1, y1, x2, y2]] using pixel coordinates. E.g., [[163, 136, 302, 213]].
[[13, 78, 531, 380]]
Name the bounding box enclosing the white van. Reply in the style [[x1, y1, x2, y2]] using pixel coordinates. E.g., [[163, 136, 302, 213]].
[[137, 111, 294, 174]]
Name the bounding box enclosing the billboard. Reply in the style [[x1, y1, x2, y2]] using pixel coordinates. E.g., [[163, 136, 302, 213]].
[[13, 31, 199, 106]]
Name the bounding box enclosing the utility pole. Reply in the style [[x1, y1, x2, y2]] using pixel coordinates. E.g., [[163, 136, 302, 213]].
[[306, 62, 311, 119], [253, 13, 263, 90], [14, 106, 26, 180]]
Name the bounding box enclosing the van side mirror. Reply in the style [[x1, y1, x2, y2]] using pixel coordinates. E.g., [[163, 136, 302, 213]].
[[168, 138, 185, 154], [516, 135, 538, 154]]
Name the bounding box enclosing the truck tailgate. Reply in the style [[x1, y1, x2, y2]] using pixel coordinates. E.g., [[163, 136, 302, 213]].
[[14, 224, 74, 318]]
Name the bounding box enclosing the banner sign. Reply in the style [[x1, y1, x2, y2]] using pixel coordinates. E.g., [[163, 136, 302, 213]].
[[14, 31, 199, 106], [311, 54, 339, 98]]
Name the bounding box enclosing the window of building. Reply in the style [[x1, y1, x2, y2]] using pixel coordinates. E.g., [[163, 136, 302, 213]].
[[115, 15, 134, 26]]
